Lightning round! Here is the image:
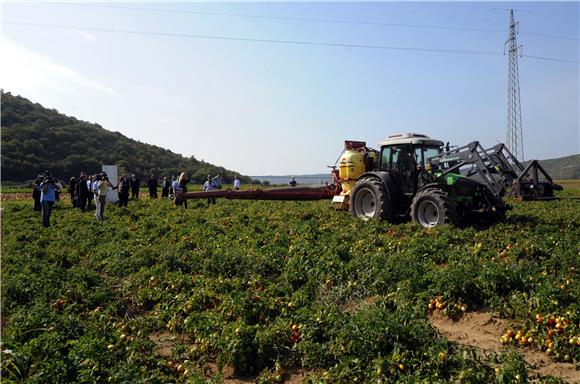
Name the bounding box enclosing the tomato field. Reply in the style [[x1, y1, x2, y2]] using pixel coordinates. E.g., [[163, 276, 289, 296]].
[[1, 187, 579, 383]]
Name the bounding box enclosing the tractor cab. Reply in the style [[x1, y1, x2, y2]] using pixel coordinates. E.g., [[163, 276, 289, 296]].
[[378, 133, 443, 196]]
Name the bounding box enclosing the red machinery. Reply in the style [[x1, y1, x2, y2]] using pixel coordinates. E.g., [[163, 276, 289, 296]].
[[178, 184, 339, 202]]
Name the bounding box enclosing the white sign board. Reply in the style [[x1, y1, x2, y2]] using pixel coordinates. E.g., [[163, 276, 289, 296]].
[[102, 165, 118, 204]]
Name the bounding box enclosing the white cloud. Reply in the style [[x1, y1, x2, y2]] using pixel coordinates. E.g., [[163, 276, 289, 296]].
[[0, 35, 117, 97]]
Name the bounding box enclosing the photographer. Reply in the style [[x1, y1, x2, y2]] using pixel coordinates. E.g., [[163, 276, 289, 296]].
[[96, 173, 113, 222], [40, 176, 60, 228]]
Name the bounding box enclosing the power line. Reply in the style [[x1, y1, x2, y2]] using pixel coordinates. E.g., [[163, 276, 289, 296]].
[[69, 4, 507, 33], [3, 21, 503, 56], [520, 31, 579, 42], [6, 21, 579, 64], [441, 3, 580, 20], [66, 3, 579, 42], [522, 54, 580, 64]]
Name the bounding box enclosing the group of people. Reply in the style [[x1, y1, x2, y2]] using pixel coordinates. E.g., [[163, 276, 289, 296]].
[[33, 171, 243, 227], [172, 173, 232, 208], [66, 173, 141, 212]]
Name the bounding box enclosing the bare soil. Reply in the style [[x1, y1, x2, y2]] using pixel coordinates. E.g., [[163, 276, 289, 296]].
[[430, 310, 579, 383]]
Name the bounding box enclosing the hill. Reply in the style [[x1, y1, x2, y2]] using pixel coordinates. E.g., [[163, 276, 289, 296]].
[[0, 92, 255, 184], [525, 154, 580, 180]]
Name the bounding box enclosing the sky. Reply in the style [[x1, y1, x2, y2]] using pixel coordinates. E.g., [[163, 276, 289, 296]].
[[1, 1, 578, 176]]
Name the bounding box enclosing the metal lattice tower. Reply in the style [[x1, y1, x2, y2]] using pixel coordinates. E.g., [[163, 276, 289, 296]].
[[505, 9, 524, 161]]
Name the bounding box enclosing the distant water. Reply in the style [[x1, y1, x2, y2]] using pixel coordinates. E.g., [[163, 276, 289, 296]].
[[250, 174, 333, 186]]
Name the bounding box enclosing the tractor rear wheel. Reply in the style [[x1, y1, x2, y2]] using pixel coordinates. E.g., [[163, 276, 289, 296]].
[[410, 189, 457, 228], [349, 178, 394, 221]]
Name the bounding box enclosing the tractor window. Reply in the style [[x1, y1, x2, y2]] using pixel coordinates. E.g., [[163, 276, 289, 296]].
[[380, 145, 417, 172], [414, 147, 440, 168], [380, 147, 393, 171]]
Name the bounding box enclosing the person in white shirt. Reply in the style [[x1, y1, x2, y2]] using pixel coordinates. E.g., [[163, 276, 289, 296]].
[[96, 173, 113, 222], [203, 175, 217, 205], [233, 176, 241, 190]]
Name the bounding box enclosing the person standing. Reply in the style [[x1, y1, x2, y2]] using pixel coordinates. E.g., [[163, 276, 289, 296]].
[[233, 176, 241, 190], [40, 176, 60, 227], [114, 175, 130, 208], [96, 173, 113, 222], [174, 172, 189, 208], [68, 177, 77, 208], [54, 178, 63, 201], [76, 172, 89, 212], [147, 174, 158, 198], [171, 176, 179, 201], [130, 174, 140, 199], [203, 175, 217, 205], [214, 174, 223, 189], [169, 175, 176, 197], [87, 175, 95, 210], [92, 175, 100, 219], [161, 176, 171, 198], [32, 175, 43, 211]]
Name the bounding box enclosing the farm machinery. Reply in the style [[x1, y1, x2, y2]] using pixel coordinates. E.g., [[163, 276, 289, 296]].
[[178, 133, 562, 228], [484, 143, 562, 200]]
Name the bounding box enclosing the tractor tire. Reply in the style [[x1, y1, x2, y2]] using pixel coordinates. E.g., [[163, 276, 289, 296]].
[[349, 178, 394, 221], [410, 189, 457, 228]]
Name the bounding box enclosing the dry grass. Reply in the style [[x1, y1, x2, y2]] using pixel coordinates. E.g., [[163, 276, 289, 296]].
[[556, 179, 580, 189]]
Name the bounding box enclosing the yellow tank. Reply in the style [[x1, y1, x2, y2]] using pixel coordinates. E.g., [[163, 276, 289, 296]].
[[339, 149, 366, 195]]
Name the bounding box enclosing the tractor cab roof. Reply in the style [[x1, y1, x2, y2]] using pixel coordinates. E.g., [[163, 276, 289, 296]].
[[378, 133, 444, 148]]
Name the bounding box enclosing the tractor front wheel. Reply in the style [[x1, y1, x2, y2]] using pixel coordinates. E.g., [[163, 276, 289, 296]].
[[410, 189, 457, 228], [349, 178, 393, 221]]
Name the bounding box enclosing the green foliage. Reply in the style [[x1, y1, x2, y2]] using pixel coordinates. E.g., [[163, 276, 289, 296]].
[[0, 92, 254, 184], [1, 189, 579, 383]]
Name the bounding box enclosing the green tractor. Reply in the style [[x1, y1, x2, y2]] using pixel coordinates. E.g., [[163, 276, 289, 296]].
[[343, 133, 510, 228]]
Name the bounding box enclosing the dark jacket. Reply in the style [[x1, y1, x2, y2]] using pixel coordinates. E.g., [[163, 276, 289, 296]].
[[76, 178, 89, 197], [130, 178, 140, 191], [147, 178, 158, 191]]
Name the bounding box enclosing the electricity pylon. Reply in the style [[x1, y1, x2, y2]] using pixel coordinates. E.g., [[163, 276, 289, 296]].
[[506, 9, 524, 161]]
